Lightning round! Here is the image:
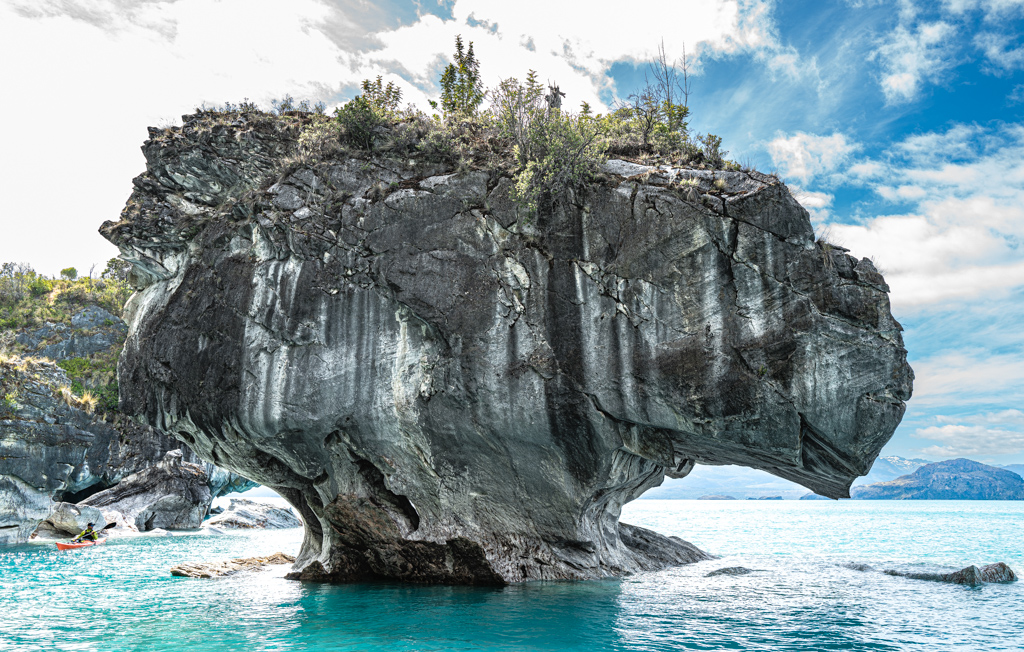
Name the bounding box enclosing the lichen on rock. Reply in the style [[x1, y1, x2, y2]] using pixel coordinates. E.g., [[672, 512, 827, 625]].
[[101, 111, 913, 584]]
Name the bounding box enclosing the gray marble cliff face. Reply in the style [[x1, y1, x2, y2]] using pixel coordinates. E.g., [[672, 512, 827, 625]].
[[101, 112, 913, 584]]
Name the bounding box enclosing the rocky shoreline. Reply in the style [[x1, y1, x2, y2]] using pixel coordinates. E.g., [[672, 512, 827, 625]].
[[1, 304, 258, 545]]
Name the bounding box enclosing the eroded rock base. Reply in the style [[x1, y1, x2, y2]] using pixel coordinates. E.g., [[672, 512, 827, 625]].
[[285, 517, 711, 586]]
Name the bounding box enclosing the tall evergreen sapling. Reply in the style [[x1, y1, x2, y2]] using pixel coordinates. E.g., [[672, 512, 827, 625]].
[[430, 35, 485, 118]]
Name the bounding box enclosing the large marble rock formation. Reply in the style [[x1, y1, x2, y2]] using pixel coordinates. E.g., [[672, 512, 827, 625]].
[[32, 502, 107, 538], [100, 112, 913, 583]]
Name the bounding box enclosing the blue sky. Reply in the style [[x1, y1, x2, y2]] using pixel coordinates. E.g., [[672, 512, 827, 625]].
[[1, 0, 1021, 463]]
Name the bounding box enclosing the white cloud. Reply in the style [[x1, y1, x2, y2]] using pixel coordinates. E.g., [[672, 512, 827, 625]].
[[872, 20, 956, 104], [974, 31, 1024, 72], [790, 188, 834, 222], [916, 426, 1024, 457], [908, 351, 1024, 407], [893, 124, 984, 162], [0, 0, 363, 275], [360, 0, 798, 110], [817, 124, 1024, 309], [938, 409, 1024, 424], [766, 132, 859, 183], [914, 408, 1024, 456], [942, 0, 1024, 19]]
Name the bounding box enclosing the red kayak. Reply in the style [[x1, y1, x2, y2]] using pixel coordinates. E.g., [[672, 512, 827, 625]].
[[56, 538, 107, 551]]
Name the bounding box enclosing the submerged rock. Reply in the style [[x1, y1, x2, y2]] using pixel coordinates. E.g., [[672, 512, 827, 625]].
[[205, 498, 301, 529], [81, 450, 211, 531], [857, 561, 1017, 586], [100, 112, 912, 583], [171, 552, 296, 578], [706, 566, 755, 577], [851, 459, 1024, 500]]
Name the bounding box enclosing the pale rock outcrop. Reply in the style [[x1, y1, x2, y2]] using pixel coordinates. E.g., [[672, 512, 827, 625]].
[[171, 552, 296, 578], [205, 498, 301, 529], [32, 502, 106, 538], [100, 112, 913, 583], [81, 450, 211, 531]]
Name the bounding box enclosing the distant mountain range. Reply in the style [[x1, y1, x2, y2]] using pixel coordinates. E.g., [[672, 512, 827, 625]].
[[851, 459, 1024, 500], [641, 456, 1024, 500]]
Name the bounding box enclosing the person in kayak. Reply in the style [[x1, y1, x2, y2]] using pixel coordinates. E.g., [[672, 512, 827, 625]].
[[72, 523, 99, 543]]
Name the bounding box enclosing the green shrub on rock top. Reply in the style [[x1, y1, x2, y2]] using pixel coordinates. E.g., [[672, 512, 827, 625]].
[[431, 35, 485, 119], [491, 71, 602, 212], [333, 77, 406, 151], [291, 36, 743, 208]]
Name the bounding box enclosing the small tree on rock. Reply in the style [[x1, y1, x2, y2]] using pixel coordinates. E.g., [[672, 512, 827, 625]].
[[431, 35, 485, 118]]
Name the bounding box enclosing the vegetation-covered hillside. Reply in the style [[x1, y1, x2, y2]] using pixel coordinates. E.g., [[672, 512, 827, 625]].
[[0, 259, 132, 414]]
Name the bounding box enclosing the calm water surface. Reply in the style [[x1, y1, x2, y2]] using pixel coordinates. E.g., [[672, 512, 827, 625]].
[[1, 500, 1021, 651]]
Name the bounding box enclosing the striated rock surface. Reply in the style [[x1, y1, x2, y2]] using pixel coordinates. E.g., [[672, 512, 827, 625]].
[[171, 552, 296, 578], [1, 357, 114, 544], [206, 498, 301, 529], [15, 306, 128, 362], [852, 459, 1024, 500], [100, 112, 912, 583], [81, 450, 211, 531]]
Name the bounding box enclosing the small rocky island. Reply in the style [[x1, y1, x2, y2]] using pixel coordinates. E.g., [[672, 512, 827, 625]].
[[98, 108, 913, 584]]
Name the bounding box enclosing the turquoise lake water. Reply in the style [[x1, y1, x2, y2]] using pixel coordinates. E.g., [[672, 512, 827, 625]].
[[1, 500, 1021, 651]]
